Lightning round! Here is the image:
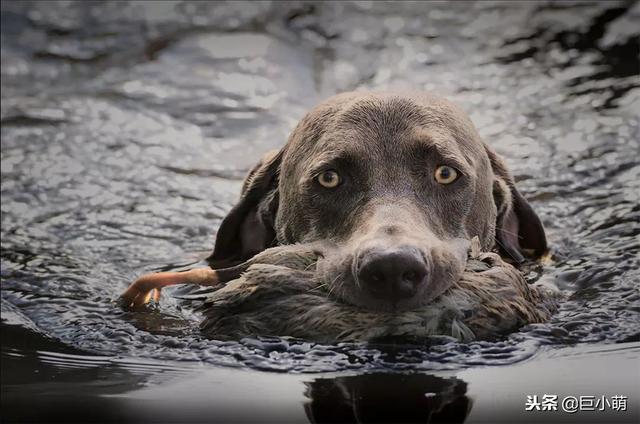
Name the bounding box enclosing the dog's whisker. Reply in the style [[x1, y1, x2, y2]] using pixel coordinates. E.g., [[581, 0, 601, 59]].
[[494, 237, 522, 263], [351, 255, 361, 290], [310, 282, 328, 293], [496, 226, 524, 239], [326, 274, 342, 298], [330, 278, 347, 301], [327, 276, 339, 296]]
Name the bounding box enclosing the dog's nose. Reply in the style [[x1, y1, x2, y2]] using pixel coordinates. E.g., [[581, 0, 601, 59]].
[[357, 247, 428, 301]]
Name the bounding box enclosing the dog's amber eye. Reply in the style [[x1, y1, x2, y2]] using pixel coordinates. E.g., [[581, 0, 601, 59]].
[[317, 170, 341, 188], [434, 165, 458, 184]]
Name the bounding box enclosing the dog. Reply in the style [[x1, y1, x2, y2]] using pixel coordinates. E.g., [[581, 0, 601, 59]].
[[120, 91, 547, 315]]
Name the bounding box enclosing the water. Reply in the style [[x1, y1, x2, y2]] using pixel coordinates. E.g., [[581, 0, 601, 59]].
[[1, 1, 639, 422]]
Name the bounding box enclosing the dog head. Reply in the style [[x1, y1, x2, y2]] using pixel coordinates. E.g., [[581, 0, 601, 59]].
[[208, 92, 547, 311]]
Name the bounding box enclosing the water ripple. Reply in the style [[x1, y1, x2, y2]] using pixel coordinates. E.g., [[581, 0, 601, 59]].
[[1, 0, 639, 373]]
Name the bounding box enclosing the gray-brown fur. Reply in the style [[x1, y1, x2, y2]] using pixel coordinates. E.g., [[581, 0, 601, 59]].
[[199, 241, 557, 343], [208, 91, 548, 313]]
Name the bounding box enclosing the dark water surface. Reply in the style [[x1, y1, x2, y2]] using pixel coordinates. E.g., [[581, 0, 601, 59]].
[[1, 1, 639, 422]]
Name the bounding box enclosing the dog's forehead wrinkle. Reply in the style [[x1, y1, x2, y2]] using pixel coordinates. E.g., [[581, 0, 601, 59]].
[[336, 97, 426, 135], [412, 128, 480, 169], [286, 92, 488, 174]]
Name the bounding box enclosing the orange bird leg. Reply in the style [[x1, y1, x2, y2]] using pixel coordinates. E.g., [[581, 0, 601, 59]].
[[119, 268, 218, 308]]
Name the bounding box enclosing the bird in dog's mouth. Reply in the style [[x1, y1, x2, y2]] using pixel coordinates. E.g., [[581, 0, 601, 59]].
[[120, 238, 558, 342]]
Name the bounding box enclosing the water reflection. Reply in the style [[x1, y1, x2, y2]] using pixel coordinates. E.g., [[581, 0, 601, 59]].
[[305, 373, 471, 424], [1, 320, 146, 423]]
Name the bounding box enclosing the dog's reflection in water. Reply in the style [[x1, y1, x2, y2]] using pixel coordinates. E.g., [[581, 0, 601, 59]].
[[304, 373, 471, 423]]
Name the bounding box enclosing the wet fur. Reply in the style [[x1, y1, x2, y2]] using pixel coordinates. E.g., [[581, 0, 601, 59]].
[[198, 243, 557, 343]]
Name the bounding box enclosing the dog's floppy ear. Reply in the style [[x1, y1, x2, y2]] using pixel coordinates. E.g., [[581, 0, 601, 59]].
[[485, 145, 548, 263], [207, 150, 282, 268]]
